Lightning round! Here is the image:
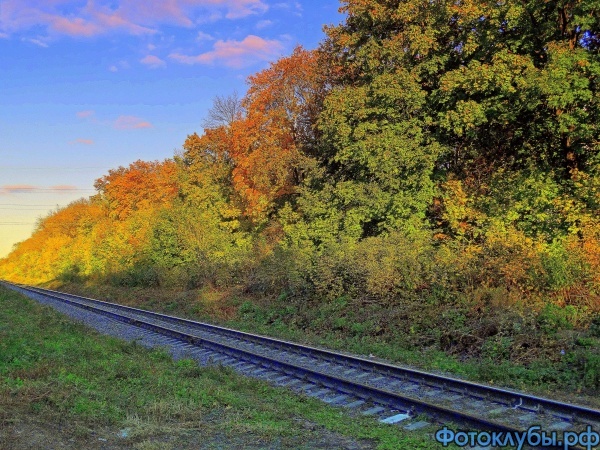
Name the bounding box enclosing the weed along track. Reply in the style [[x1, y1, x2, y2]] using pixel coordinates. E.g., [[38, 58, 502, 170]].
[[5, 282, 600, 444]]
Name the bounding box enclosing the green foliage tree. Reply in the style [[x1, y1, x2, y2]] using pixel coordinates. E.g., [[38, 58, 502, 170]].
[[303, 0, 599, 244]]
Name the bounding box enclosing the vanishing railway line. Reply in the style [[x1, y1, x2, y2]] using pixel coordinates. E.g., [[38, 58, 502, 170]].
[[4, 281, 600, 443]]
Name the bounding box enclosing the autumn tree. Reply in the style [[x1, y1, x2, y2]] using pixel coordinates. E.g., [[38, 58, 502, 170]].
[[202, 91, 243, 129], [93, 159, 179, 220], [227, 46, 326, 223], [0, 199, 108, 283], [148, 132, 251, 285]]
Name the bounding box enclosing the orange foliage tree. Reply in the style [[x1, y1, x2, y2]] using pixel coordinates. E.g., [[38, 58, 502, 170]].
[[93, 159, 179, 220], [227, 46, 325, 223]]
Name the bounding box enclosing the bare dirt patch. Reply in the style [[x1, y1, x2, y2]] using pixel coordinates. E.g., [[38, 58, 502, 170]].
[[1, 415, 377, 450]]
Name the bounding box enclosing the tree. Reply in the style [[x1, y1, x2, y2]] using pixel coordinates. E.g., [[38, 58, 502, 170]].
[[202, 91, 244, 129], [228, 46, 326, 223], [94, 160, 179, 220], [289, 4, 445, 243], [179, 131, 240, 229], [300, 0, 600, 245]]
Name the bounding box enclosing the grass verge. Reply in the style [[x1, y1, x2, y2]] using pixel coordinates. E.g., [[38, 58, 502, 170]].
[[0, 285, 440, 449]]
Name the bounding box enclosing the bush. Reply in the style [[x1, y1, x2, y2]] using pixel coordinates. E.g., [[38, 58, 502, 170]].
[[536, 304, 577, 333], [306, 230, 435, 303], [541, 238, 586, 292], [591, 316, 600, 337], [108, 264, 160, 288]]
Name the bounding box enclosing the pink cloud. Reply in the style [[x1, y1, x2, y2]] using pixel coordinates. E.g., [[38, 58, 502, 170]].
[[50, 185, 79, 191], [89, 7, 156, 36], [70, 138, 94, 145], [46, 15, 103, 37], [116, 0, 267, 23], [76, 110, 95, 118], [116, 0, 195, 27], [0, 184, 39, 194], [196, 31, 214, 41], [114, 115, 153, 130], [169, 34, 283, 68], [140, 54, 166, 68], [0, 0, 268, 39]]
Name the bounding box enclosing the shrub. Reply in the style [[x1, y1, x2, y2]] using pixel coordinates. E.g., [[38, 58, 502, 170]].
[[536, 304, 577, 333]]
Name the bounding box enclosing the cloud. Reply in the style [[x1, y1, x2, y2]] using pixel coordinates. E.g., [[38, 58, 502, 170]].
[[0, 0, 268, 39], [107, 59, 130, 72], [169, 35, 283, 68], [125, 0, 268, 22], [223, 0, 268, 19], [272, 1, 301, 15], [22, 37, 48, 47], [140, 54, 166, 68], [46, 16, 104, 37], [2, 2, 156, 38], [196, 11, 222, 24], [77, 111, 151, 129], [50, 185, 79, 191], [76, 110, 95, 118], [88, 8, 156, 36], [255, 19, 272, 29], [0, 184, 39, 194], [196, 31, 214, 41], [113, 115, 153, 130], [70, 138, 94, 145]]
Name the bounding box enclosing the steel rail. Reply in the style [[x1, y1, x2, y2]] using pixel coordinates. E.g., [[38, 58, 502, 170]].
[[4, 281, 600, 437]]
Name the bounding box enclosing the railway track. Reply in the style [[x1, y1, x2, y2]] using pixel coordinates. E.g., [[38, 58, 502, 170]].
[[4, 281, 600, 446]]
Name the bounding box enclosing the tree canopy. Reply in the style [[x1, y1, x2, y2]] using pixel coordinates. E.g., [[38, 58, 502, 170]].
[[2, 0, 599, 316]]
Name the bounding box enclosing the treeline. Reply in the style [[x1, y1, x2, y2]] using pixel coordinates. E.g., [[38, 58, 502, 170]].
[[2, 0, 600, 325]]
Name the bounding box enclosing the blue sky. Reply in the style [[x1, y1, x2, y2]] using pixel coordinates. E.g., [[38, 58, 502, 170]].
[[0, 0, 343, 257]]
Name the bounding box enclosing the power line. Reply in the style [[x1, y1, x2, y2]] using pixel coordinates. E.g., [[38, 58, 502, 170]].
[[2, 187, 94, 190], [0, 167, 105, 170], [0, 204, 64, 207], [1, 189, 95, 192]]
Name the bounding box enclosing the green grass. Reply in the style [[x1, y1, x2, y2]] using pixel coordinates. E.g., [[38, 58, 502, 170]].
[[0, 285, 441, 449]]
